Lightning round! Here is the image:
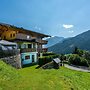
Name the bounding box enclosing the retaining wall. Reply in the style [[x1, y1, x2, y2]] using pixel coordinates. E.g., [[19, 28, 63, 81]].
[[0, 54, 22, 69]]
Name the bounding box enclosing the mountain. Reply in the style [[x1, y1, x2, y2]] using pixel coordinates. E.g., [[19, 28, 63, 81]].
[[48, 30, 90, 54], [46, 36, 64, 47]]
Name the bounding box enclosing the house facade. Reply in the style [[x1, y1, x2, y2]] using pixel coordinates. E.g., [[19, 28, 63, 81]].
[[0, 23, 50, 65]]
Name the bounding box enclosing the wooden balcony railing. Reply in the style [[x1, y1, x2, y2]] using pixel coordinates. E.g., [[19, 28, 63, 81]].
[[20, 48, 36, 53], [37, 48, 48, 53], [36, 40, 48, 44], [42, 48, 48, 52], [16, 33, 34, 41], [20, 47, 48, 53], [37, 48, 42, 53]]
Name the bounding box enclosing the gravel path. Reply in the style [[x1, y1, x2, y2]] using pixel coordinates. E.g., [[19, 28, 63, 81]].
[[64, 64, 90, 72]]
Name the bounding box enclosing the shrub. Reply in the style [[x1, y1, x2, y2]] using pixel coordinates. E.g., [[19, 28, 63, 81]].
[[81, 58, 89, 67], [83, 51, 90, 65], [73, 47, 78, 54], [42, 52, 56, 56], [38, 54, 59, 66], [59, 54, 66, 61], [68, 54, 89, 67], [73, 47, 84, 56]]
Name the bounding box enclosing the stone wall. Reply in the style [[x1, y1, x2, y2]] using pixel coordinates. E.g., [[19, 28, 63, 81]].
[[0, 54, 22, 69]]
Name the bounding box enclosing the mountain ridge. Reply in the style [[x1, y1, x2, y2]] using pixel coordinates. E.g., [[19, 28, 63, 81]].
[[48, 30, 90, 54], [46, 36, 64, 47]]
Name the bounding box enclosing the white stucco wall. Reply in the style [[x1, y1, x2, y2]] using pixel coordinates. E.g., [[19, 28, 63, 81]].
[[21, 52, 38, 65]]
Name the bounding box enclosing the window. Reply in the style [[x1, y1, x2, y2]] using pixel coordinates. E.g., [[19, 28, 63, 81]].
[[21, 44, 26, 49], [13, 33, 15, 37], [10, 34, 12, 38], [28, 44, 32, 48], [25, 55, 30, 60], [33, 43, 36, 48]]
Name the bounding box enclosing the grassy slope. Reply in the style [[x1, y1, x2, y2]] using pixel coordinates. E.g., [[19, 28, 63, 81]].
[[0, 61, 20, 90], [0, 61, 90, 90]]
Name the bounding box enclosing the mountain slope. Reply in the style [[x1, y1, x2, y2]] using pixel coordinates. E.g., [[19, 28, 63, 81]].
[[46, 36, 64, 47], [48, 30, 90, 54]]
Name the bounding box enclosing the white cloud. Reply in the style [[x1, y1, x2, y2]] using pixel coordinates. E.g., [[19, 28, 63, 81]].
[[63, 24, 74, 29], [52, 36, 55, 37], [38, 27, 41, 30], [34, 26, 41, 31], [34, 26, 38, 29], [68, 30, 74, 33]]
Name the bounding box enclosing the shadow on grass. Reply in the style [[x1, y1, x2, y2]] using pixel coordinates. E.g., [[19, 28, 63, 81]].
[[35, 65, 41, 69]]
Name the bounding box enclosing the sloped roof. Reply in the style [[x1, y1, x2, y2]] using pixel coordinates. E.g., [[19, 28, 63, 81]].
[[0, 23, 50, 38], [0, 40, 17, 46], [0, 44, 8, 50], [53, 58, 61, 64]]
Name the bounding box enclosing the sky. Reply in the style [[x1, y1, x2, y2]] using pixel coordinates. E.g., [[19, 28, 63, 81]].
[[0, 0, 90, 38]]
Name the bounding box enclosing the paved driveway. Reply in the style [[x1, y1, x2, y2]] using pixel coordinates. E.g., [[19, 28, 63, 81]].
[[65, 64, 90, 72]]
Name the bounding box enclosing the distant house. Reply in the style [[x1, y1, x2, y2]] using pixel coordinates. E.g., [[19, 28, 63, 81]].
[[0, 23, 50, 65]]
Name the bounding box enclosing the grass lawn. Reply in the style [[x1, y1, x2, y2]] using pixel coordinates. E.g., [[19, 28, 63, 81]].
[[0, 61, 90, 90]]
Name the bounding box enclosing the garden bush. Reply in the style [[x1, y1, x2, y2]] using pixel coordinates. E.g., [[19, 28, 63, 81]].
[[83, 51, 90, 65], [68, 54, 89, 67], [73, 47, 84, 56], [42, 52, 56, 56], [38, 54, 59, 66]]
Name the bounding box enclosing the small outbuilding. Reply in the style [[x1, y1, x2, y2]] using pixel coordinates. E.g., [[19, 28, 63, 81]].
[[0, 40, 17, 50], [0, 40, 18, 58], [53, 58, 61, 69]]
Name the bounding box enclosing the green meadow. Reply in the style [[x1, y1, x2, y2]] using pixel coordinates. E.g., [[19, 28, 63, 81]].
[[0, 60, 90, 90]]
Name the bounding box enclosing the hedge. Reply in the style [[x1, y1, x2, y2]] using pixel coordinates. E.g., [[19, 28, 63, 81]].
[[42, 52, 56, 56], [38, 55, 59, 66]]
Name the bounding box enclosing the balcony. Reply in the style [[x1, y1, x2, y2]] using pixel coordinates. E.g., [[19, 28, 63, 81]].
[[36, 40, 48, 44], [37, 48, 48, 53], [20, 48, 36, 53], [37, 48, 42, 53], [16, 33, 36, 42], [42, 48, 48, 52]]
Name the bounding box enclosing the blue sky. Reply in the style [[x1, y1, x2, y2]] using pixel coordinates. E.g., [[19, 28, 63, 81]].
[[0, 0, 90, 37]]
